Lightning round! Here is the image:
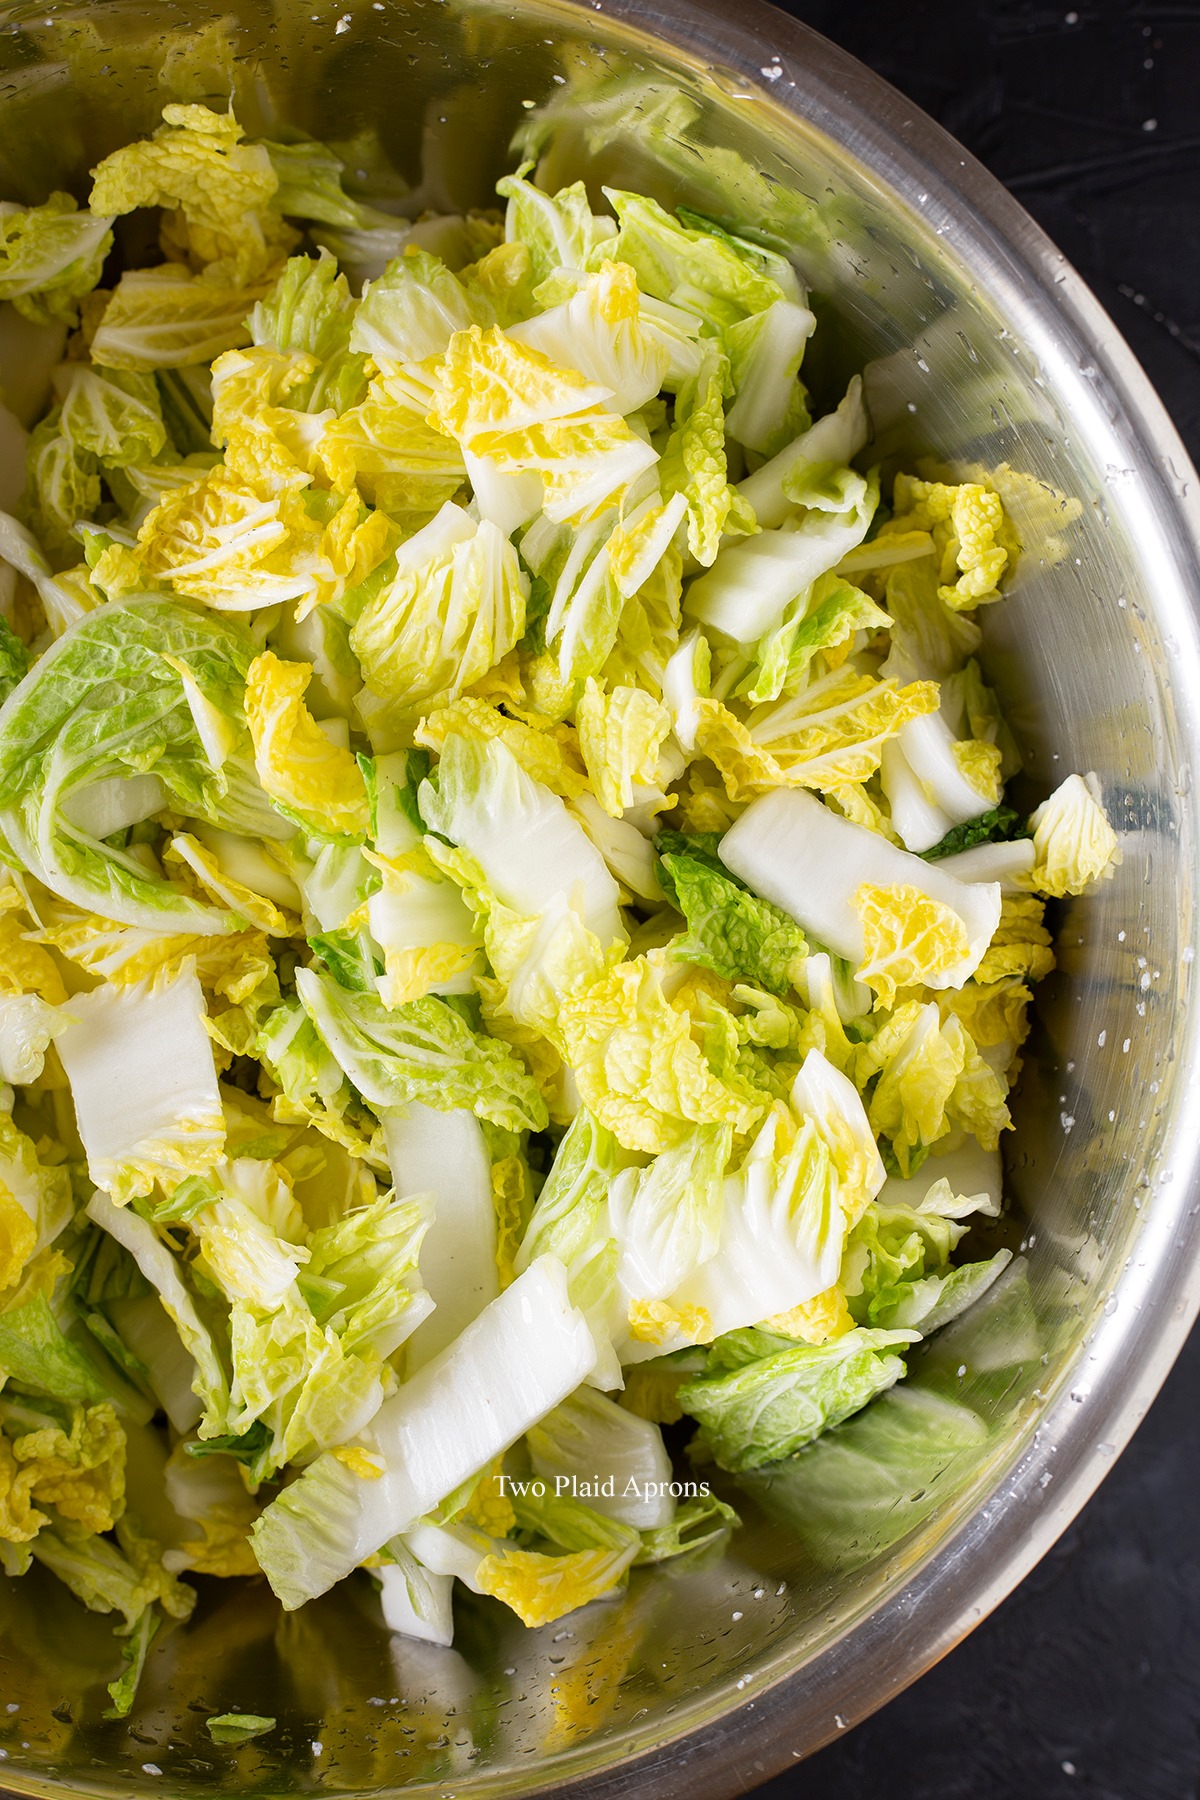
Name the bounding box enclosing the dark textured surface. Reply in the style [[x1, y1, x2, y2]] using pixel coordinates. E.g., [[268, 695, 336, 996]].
[[751, 3, 1200, 1796]]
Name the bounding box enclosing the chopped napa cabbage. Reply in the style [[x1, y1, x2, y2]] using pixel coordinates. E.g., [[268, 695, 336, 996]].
[[972, 893, 1056, 986], [427, 326, 657, 525], [677, 1325, 914, 1472], [318, 367, 465, 515], [401, 1508, 635, 1629], [575, 680, 671, 819], [250, 1255, 596, 1608], [55, 364, 167, 468], [365, 845, 482, 1008], [880, 709, 1002, 854], [656, 844, 807, 996], [0, 993, 67, 1086], [570, 795, 661, 904], [208, 346, 335, 496], [245, 650, 371, 840], [555, 954, 764, 1154], [685, 472, 879, 645], [0, 507, 99, 640], [350, 249, 483, 364], [745, 572, 890, 708], [418, 732, 625, 950], [28, 1515, 194, 1631], [718, 789, 1002, 992], [515, 1105, 630, 1320], [0, 597, 285, 932], [668, 1051, 883, 1343], [166, 832, 296, 937], [843, 1191, 1012, 1336], [134, 466, 391, 615], [0, 1112, 73, 1291], [856, 1001, 1011, 1174], [526, 1386, 675, 1529], [724, 297, 816, 457], [737, 375, 869, 530], [261, 136, 399, 234], [106, 1294, 202, 1433], [86, 1191, 231, 1429], [378, 1540, 456, 1646], [694, 668, 939, 800], [609, 1121, 730, 1313], [247, 248, 358, 360], [1027, 772, 1119, 897], [933, 832, 1034, 887], [598, 190, 795, 331], [0, 194, 112, 327], [91, 267, 260, 371], [381, 1103, 499, 1368], [496, 170, 615, 284], [57, 968, 225, 1204], [296, 963, 547, 1133], [0, 1398, 126, 1542], [658, 338, 753, 567], [88, 103, 294, 287], [887, 474, 1010, 609], [428, 324, 611, 441], [0, 616, 29, 705], [206, 1713, 276, 1746], [529, 492, 683, 691], [349, 502, 528, 716], [509, 261, 670, 417], [0, 109, 1097, 1651], [300, 1186, 432, 1359]]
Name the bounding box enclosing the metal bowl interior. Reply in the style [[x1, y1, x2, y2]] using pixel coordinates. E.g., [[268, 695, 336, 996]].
[[0, 0, 1198, 1794]]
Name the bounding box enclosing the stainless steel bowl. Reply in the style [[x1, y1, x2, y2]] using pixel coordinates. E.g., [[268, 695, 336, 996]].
[[0, 0, 1198, 1793]]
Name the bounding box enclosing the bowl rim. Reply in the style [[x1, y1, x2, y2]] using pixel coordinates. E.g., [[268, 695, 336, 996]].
[[511, 0, 1200, 1791]]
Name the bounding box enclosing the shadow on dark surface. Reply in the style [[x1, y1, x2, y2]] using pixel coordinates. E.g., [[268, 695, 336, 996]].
[[753, 2, 1200, 1797]]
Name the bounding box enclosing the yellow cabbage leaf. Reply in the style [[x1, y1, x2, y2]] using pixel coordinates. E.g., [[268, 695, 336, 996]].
[[0, 914, 67, 1005], [319, 370, 465, 514], [695, 671, 939, 801], [350, 504, 528, 714], [416, 696, 589, 800], [575, 680, 671, 818], [853, 883, 970, 1008], [936, 977, 1033, 1052], [856, 1000, 966, 1175], [136, 467, 391, 616], [888, 474, 1011, 609], [491, 1153, 531, 1290], [472, 410, 657, 527], [761, 1284, 855, 1344], [973, 894, 1056, 985], [556, 956, 765, 1153], [210, 346, 330, 494], [90, 265, 271, 370], [88, 102, 295, 285], [9, 1402, 126, 1536], [427, 324, 610, 442], [626, 1298, 714, 1346], [476, 1544, 632, 1627], [0, 1182, 36, 1290], [1027, 772, 1120, 898], [164, 835, 297, 938], [245, 651, 370, 839]]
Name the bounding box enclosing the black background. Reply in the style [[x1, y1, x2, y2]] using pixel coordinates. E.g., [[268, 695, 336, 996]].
[[749, 4, 1200, 1798]]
